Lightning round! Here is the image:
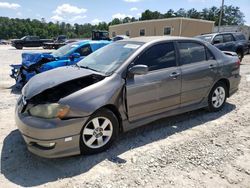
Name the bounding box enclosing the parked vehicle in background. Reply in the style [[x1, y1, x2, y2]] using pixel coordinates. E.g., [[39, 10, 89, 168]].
[[11, 36, 53, 49], [196, 32, 248, 61], [112, 35, 129, 42], [92, 30, 110, 41], [42, 30, 111, 49], [10, 40, 111, 86], [15, 36, 241, 158], [43, 35, 68, 49], [0, 39, 9, 45]]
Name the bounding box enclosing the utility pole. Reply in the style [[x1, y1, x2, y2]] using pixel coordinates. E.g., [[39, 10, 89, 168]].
[[218, 0, 225, 32]]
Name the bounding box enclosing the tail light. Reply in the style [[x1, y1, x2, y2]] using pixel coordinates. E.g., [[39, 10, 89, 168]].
[[236, 59, 240, 68]]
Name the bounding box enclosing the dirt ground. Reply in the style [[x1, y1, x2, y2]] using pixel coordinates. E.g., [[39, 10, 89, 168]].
[[0, 45, 250, 188]]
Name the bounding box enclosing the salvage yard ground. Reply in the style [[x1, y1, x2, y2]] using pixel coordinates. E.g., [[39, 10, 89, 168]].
[[0, 45, 250, 188]]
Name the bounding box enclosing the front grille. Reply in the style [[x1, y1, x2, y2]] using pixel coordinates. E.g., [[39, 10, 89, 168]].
[[18, 96, 28, 113]]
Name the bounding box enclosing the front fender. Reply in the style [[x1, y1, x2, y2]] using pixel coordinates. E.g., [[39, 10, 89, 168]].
[[59, 74, 125, 117]]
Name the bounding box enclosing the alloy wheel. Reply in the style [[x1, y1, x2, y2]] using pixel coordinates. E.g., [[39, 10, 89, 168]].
[[212, 86, 226, 108], [82, 117, 113, 149]]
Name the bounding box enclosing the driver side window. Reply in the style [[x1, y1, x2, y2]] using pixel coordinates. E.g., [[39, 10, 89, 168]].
[[75, 44, 93, 56], [133, 42, 176, 71], [213, 35, 223, 44]]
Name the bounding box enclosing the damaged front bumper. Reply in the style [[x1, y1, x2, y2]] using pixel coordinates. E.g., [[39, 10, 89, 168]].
[[15, 105, 89, 158], [10, 65, 38, 86], [10, 64, 22, 80]]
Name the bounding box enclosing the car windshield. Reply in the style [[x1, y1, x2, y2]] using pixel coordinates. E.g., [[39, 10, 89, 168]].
[[52, 43, 80, 57], [77, 41, 144, 75], [196, 35, 213, 43]]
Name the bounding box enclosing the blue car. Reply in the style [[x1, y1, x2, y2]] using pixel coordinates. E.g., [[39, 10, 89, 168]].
[[10, 40, 111, 86]]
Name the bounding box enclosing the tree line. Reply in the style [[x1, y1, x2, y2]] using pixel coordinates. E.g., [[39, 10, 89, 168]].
[[0, 5, 245, 40]]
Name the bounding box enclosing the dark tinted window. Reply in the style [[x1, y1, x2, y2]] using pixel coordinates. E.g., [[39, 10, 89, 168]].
[[234, 33, 246, 41], [213, 35, 223, 44], [164, 27, 171, 35], [134, 42, 176, 71], [24, 36, 32, 41], [140, 29, 145, 36], [75, 44, 92, 56], [223, 34, 234, 42], [178, 42, 206, 65], [30, 36, 39, 40]]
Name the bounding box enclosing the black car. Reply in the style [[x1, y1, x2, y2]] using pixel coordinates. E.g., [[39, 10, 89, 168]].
[[196, 32, 248, 61], [43, 35, 68, 49], [11, 36, 53, 49]]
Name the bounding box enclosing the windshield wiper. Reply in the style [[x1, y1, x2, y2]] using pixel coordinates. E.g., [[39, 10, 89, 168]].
[[78, 65, 101, 73]]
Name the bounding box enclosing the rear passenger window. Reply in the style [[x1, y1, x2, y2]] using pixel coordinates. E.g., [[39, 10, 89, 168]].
[[178, 42, 206, 65], [223, 34, 234, 42], [234, 33, 246, 41], [134, 42, 176, 71]]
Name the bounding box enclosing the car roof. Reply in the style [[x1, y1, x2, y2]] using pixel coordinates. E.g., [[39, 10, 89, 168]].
[[70, 40, 111, 46], [201, 32, 244, 36], [122, 36, 200, 43]]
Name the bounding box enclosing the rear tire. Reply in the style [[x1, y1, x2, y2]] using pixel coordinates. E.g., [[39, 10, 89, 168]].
[[80, 108, 119, 155], [236, 49, 244, 62], [208, 82, 228, 112], [15, 45, 23, 50]]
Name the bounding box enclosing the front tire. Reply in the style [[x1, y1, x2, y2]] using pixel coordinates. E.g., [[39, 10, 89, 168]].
[[208, 82, 227, 112], [80, 109, 119, 155]]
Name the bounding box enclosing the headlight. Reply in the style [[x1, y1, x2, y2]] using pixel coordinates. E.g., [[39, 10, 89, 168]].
[[28, 103, 70, 119]]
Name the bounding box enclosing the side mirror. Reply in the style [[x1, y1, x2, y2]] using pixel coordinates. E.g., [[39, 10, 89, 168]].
[[128, 65, 148, 75], [70, 53, 81, 61]]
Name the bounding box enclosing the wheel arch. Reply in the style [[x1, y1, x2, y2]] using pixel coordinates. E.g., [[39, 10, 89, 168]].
[[212, 78, 230, 97], [97, 104, 123, 133]]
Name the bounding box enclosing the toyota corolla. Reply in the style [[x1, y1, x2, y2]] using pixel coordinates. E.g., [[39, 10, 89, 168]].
[[15, 36, 241, 158]]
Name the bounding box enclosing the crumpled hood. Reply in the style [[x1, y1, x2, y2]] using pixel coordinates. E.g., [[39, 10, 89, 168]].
[[22, 52, 55, 68], [22, 66, 99, 99]]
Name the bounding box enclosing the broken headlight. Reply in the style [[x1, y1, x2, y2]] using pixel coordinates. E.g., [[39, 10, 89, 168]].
[[28, 103, 70, 119]]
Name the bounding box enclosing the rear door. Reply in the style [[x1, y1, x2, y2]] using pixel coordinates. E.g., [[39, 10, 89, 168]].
[[177, 41, 218, 107], [222, 33, 235, 52], [126, 42, 181, 121]]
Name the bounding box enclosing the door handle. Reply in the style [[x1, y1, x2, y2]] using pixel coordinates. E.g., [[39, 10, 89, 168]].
[[209, 64, 216, 69], [170, 72, 180, 79]]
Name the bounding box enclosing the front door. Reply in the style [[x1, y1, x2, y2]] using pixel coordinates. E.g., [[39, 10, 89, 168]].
[[213, 34, 225, 51], [126, 42, 181, 122]]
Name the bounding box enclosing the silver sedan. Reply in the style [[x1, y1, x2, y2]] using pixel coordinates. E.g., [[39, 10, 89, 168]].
[[15, 36, 241, 158]]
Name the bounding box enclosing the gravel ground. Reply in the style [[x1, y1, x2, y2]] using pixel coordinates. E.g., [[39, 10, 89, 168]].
[[0, 45, 250, 188]]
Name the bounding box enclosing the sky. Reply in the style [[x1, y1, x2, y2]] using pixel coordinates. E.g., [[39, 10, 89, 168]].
[[0, 0, 249, 25]]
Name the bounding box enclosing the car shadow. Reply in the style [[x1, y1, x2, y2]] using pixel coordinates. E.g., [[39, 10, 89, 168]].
[[1, 103, 236, 187]]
